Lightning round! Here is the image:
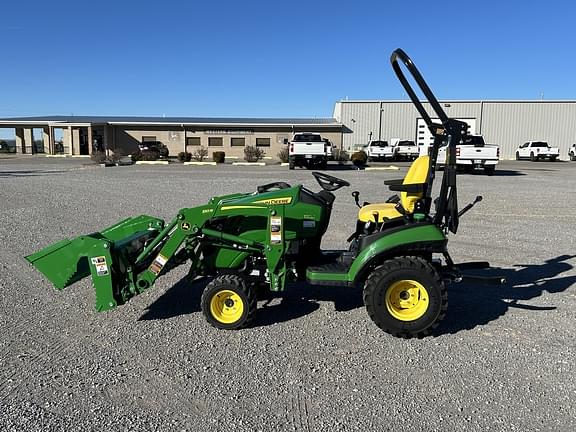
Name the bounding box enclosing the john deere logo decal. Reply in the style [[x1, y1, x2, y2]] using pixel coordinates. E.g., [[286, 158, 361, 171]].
[[181, 222, 191, 231], [254, 197, 293, 205]]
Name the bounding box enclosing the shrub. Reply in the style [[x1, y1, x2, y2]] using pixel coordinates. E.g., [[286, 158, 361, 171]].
[[212, 151, 225, 163], [132, 150, 160, 162], [192, 146, 209, 161], [91, 151, 108, 164], [351, 150, 368, 167], [332, 148, 350, 162], [178, 151, 192, 162], [277, 147, 289, 163], [244, 145, 265, 162]]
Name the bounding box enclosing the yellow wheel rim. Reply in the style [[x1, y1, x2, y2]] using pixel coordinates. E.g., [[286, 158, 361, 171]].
[[210, 290, 245, 324], [385, 280, 429, 322]]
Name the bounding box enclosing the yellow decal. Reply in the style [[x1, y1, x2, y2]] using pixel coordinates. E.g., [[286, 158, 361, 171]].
[[254, 197, 293, 205], [221, 205, 266, 211]]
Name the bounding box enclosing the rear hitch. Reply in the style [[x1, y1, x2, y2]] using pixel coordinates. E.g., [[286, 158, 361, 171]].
[[443, 261, 507, 285]]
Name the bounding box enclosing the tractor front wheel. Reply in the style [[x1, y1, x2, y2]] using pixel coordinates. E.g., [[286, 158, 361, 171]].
[[201, 275, 256, 330], [363, 256, 447, 338]]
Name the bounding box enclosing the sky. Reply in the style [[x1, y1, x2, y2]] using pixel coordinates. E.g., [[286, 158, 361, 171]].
[[1, 0, 576, 122]]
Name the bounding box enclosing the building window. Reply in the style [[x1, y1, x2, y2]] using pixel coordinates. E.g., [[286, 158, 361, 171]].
[[186, 137, 201, 146], [208, 137, 223, 146], [256, 137, 270, 147], [231, 137, 245, 146], [142, 136, 157, 142]]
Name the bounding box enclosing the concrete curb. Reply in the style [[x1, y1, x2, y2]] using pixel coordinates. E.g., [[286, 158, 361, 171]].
[[183, 161, 217, 166], [232, 162, 266, 166], [135, 160, 170, 165], [280, 163, 290, 166], [365, 165, 400, 171], [45, 155, 68, 158]]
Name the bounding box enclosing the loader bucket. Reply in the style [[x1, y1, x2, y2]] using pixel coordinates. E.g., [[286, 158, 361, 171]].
[[25, 215, 165, 311]]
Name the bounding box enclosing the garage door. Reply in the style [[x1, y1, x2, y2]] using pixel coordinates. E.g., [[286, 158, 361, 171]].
[[416, 118, 476, 146]]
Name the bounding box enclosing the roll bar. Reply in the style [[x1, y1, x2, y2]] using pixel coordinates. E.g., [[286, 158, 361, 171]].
[[390, 49, 469, 234]]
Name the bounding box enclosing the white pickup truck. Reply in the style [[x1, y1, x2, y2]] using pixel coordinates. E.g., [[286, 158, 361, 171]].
[[437, 135, 499, 175], [516, 141, 560, 162], [392, 139, 419, 161], [288, 132, 328, 169], [366, 140, 396, 161]]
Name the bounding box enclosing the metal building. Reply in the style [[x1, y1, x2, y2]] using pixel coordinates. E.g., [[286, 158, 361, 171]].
[[333, 100, 576, 160]]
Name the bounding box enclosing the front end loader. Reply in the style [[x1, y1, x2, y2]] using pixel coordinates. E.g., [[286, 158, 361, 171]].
[[26, 49, 503, 338]]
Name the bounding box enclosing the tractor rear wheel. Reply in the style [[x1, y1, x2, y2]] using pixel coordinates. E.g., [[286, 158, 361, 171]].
[[201, 275, 256, 330], [363, 256, 447, 338]]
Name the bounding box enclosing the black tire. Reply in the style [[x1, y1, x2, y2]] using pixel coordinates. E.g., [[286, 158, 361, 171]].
[[319, 160, 328, 170], [530, 152, 536, 162], [571, 153, 576, 161], [515, 152, 520, 161], [201, 274, 256, 330], [549, 156, 557, 162], [288, 157, 295, 170], [363, 256, 447, 338], [484, 165, 495, 176]]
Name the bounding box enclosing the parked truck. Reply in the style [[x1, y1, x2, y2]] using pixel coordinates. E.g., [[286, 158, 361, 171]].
[[516, 141, 560, 162], [366, 140, 397, 161], [392, 139, 419, 161], [288, 133, 328, 170], [438, 135, 499, 175]]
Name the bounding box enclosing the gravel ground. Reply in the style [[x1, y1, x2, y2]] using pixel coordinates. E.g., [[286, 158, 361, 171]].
[[1, 157, 575, 431]]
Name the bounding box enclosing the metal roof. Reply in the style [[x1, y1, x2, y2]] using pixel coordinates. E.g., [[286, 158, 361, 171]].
[[337, 99, 576, 104], [0, 115, 341, 127]]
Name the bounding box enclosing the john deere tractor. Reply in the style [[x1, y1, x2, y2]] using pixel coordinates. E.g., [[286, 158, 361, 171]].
[[26, 49, 502, 338]]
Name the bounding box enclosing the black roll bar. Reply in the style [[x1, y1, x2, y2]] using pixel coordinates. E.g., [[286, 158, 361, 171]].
[[390, 49, 469, 234]]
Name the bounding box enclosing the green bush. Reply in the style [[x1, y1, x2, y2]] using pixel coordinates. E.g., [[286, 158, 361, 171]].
[[212, 151, 225, 163], [244, 145, 265, 162], [351, 150, 368, 167], [192, 146, 209, 161], [277, 147, 289, 163], [178, 151, 192, 162]]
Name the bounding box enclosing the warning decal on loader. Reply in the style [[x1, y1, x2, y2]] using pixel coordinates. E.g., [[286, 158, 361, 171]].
[[91, 256, 109, 276], [149, 254, 168, 275], [270, 217, 282, 243]]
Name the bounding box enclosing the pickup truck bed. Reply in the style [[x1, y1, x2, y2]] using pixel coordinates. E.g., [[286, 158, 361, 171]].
[[437, 135, 499, 175]]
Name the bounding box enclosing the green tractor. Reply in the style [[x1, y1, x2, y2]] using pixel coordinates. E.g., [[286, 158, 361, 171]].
[[26, 49, 503, 338]]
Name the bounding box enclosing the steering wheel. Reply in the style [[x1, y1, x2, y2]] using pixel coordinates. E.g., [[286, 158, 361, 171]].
[[257, 182, 291, 193], [311, 171, 350, 192]]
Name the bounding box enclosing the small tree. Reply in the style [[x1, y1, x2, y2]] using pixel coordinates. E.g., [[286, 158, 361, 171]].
[[192, 146, 209, 161], [244, 145, 265, 162]]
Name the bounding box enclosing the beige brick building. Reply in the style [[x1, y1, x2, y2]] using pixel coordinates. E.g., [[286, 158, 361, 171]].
[[0, 116, 343, 159]]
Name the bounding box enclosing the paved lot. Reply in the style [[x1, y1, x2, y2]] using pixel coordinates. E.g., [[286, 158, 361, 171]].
[[1, 157, 575, 431]]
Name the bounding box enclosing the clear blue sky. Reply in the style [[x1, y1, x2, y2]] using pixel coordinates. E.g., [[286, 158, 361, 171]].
[[1, 0, 575, 120]]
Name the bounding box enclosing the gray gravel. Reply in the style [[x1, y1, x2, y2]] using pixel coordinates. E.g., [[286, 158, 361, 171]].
[[1, 157, 575, 431]]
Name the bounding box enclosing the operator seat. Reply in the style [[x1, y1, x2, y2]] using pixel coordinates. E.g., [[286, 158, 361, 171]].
[[358, 155, 430, 223]]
